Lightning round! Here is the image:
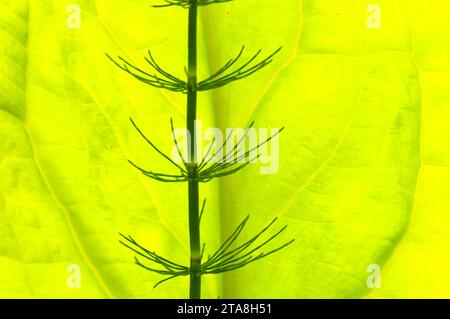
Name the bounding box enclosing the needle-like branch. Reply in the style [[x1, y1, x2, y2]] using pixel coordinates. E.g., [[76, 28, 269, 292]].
[[201, 216, 294, 275], [199, 198, 207, 222], [197, 47, 282, 91], [119, 233, 189, 288], [119, 205, 294, 288], [130, 118, 187, 172], [128, 118, 189, 182], [129, 160, 188, 183], [170, 118, 187, 168], [106, 53, 187, 93], [107, 46, 281, 94]]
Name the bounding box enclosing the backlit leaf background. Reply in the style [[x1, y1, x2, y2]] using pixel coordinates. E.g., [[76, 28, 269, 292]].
[[0, 0, 449, 298]]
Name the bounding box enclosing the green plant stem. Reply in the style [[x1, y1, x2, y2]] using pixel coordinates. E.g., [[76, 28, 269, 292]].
[[188, 180, 201, 298], [187, 3, 201, 299]]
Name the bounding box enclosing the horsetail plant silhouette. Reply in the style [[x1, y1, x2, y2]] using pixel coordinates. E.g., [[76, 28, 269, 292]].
[[107, 0, 294, 299]]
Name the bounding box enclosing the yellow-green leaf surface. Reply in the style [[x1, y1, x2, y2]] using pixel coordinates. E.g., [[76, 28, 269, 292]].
[[0, 0, 448, 298]]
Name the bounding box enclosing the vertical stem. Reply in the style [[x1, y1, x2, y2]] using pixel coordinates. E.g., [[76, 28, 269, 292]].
[[187, 3, 201, 299], [188, 180, 201, 299]]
